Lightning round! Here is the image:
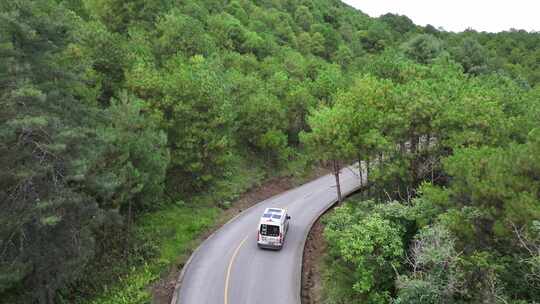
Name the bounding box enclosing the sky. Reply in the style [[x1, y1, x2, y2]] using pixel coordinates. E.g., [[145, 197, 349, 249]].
[[342, 0, 540, 33]]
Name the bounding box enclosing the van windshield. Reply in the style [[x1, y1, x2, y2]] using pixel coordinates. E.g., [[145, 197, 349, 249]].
[[260, 224, 280, 236]]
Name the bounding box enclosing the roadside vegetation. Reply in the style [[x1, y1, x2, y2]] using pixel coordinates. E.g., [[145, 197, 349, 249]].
[[79, 155, 263, 304], [1, 0, 539, 303], [314, 55, 540, 303]]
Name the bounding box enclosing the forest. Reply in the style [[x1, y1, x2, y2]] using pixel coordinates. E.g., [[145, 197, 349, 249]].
[[0, 0, 539, 303]]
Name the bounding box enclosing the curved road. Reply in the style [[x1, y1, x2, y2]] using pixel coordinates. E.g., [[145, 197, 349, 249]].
[[173, 165, 362, 304]]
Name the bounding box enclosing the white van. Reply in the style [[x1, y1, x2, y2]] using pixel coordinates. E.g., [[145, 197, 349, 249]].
[[257, 208, 291, 250]]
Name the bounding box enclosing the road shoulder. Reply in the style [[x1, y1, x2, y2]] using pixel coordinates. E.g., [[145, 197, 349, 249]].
[[301, 213, 327, 304]]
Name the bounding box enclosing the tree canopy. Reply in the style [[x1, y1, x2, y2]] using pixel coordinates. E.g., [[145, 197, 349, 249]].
[[1, 0, 539, 303]]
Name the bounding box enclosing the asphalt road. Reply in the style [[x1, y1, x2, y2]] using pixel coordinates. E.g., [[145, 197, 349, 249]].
[[173, 165, 362, 304]]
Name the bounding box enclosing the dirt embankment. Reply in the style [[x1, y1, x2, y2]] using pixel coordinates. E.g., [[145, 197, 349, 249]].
[[301, 211, 328, 304], [152, 167, 329, 304]]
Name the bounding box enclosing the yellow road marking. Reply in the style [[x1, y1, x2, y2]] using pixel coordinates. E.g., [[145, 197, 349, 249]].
[[224, 235, 249, 304]]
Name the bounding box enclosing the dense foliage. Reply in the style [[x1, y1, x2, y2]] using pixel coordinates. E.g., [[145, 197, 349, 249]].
[[0, 0, 538, 303], [315, 23, 540, 304]]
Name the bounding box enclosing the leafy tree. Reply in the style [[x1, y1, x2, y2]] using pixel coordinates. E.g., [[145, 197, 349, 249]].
[[402, 34, 443, 64], [84, 0, 168, 33], [208, 13, 247, 51], [79, 20, 126, 105], [334, 44, 353, 67], [301, 105, 355, 202], [160, 56, 233, 193], [294, 5, 313, 31], [395, 225, 463, 304], [442, 138, 540, 241], [241, 31, 267, 57], [284, 82, 317, 143], [235, 88, 288, 159], [311, 23, 341, 58], [325, 205, 404, 303], [178, 1, 209, 22], [0, 1, 102, 302], [225, 0, 248, 24], [311, 31, 327, 57], [126, 54, 233, 193], [364, 49, 419, 84], [452, 37, 489, 75], [379, 13, 416, 35], [333, 75, 394, 186], [359, 22, 393, 53], [297, 32, 313, 55], [155, 10, 215, 58], [87, 93, 169, 213], [312, 63, 345, 104]]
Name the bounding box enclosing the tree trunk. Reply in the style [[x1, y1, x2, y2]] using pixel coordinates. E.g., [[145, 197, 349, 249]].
[[427, 133, 435, 182], [410, 134, 419, 184], [39, 287, 46, 304], [47, 287, 54, 304], [333, 160, 342, 203], [366, 157, 371, 195], [124, 200, 132, 265], [358, 155, 363, 188], [366, 158, 371, 185], [379, 152, 384, 176]]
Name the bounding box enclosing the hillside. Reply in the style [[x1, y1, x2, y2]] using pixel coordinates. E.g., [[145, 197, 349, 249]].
[[1, 0, 539, 303]]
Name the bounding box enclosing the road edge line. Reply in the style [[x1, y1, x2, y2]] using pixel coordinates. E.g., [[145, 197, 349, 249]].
[[224, 235, 249, 304]]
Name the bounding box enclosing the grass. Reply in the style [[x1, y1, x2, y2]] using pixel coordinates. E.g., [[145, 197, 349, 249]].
[[87, 205, 220, 304], [87, 264, 157, 304], [138, 205, 221, 270]]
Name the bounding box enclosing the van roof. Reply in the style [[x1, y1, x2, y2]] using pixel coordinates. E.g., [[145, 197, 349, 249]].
[[264, 207, 285, 215], [259, 208, 286, 225]]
